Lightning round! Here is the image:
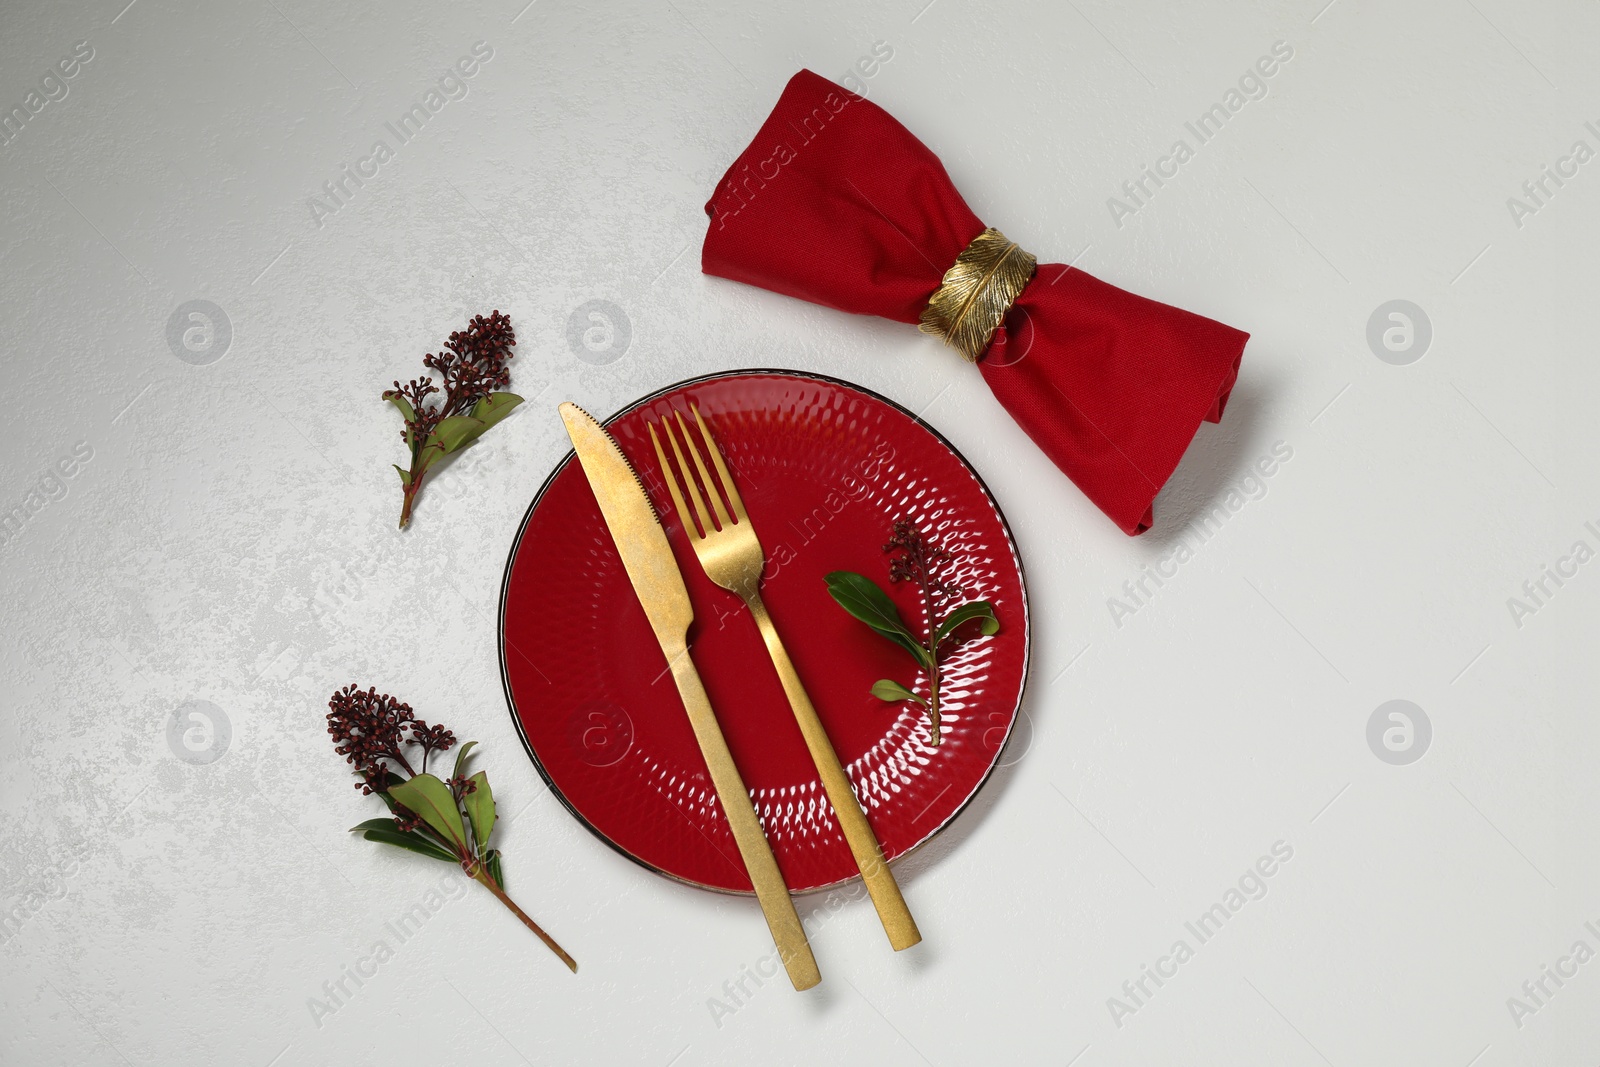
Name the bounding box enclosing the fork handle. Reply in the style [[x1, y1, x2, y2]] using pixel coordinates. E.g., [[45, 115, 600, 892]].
[[666, 644, 821, 990], [746, 593, 923, 951]]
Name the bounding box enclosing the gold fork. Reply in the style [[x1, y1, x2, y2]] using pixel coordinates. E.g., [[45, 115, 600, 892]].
[[648, 406, 922, 952]]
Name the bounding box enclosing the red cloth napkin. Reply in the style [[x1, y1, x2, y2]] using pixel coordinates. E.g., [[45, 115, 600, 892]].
[[702, 70, 1248, 535]]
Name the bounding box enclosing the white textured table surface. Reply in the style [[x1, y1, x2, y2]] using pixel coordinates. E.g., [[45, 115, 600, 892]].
[[3, 1, 1598, 1064]]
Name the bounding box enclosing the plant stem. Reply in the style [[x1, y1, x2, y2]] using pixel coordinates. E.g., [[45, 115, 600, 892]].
[[398, 469, 421, 528], [919, 578, 944, 746], [471, 866, 577, 973]]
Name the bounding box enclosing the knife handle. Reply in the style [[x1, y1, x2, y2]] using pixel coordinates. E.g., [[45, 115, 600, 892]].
[[666, 645, 821, 990], [746, 593, 923, 952]]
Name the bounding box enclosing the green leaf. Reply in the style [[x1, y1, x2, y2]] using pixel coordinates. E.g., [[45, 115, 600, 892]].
[[935, 601, 1000, 646], [824, 571, 912, 636], [376, 789, 454, 852], [451, 740, 478, 782], [361, 828, 458, 863], [349, 818, 400, 833], [486, 848, 505, 889], [385, 393, 416, 423], [387, 773, 468, 851], [414, 440, 446, 478], [470, 392, 523, 433], [386, 393, 418, 447], [824, 571, 932, 666], [433, 415, 488, 453], [393, 464, 412, 487], [463, 771, 495, 851], [870, 679, 924, 705]]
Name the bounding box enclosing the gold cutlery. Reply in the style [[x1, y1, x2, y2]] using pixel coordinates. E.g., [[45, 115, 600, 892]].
[[648, 405, 923, 952], [559, 402, 821, 990]]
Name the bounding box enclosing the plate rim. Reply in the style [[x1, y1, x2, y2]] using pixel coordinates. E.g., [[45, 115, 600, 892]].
[[497, 367, 1032, 895]]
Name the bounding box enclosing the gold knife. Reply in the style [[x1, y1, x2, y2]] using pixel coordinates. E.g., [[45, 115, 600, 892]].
[[559, 402, 821, 991]]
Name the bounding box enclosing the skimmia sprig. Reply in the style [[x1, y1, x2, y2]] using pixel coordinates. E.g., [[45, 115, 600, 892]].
[[383, 311, 522, 528], [825, 521, 999, 746], [326, 685, 576, 972]]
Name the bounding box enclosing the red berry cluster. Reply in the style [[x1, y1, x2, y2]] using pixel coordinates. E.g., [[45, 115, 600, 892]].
[[325, 684, 456, 793], [385, 310, 516, 442], [884, 520, 963, 611]]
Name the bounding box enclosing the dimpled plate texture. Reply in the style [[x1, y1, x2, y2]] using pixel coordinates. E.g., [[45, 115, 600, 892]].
[[500, 371, 1029, 892]]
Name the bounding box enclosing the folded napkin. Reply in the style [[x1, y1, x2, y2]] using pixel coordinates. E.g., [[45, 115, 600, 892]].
[[702, 70, 1248, 535]]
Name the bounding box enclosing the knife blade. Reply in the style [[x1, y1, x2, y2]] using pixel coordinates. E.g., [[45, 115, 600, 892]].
[[558, 402, 820, 991]]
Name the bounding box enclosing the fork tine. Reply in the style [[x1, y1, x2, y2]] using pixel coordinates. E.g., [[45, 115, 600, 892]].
[[647, 422, 700, 539], [691, 405, 747, 524], [661, 414, 718, 536], [674, 410, 731, 530]]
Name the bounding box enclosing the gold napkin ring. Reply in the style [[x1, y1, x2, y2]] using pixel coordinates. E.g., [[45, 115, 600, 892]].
[[918, 227, 1037, 362]]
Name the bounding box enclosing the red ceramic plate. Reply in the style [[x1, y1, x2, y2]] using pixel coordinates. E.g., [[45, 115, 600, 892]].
[[499, 370, 1029, 892]]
